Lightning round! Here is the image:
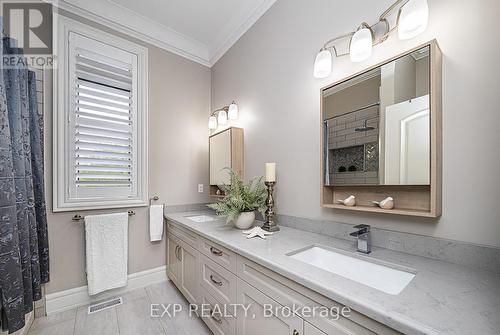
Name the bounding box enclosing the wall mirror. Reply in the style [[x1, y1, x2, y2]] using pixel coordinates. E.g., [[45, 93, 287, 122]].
[[321, 41, 442, 217], [209, 127, 244, 197]]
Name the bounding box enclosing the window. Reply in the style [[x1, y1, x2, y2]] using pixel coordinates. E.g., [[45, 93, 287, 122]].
[[54, 16, 148, 211]]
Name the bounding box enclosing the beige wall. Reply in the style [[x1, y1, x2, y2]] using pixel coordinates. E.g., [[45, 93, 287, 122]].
[[323, 76, 380, 119], [394, 55, 417, 103], [45, 13, 211, 294], [416, 56, 430, 97], [211, 0, 500, 247]]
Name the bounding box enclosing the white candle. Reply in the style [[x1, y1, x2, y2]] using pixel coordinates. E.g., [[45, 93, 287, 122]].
[[265, 163, 276, 182]]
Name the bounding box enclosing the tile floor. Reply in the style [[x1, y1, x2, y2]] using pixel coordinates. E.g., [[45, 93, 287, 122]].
[[28, 281, 212, 335]]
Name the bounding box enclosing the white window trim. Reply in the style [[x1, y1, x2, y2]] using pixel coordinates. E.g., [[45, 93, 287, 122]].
[[53, 15, 148, 212]]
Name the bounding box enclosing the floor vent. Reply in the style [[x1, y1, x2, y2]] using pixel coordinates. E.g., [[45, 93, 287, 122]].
[[88, 297, 123, 314]]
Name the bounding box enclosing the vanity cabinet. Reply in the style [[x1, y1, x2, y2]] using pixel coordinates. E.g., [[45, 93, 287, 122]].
[[200, 254, 237, 306], [166, 233, 199, 304], [166, 233, 182, 285], [167, 220, 401, 335], [200, 237, 238, 273], [166, 221, 202, 304], [304, 323, 327, 335], [178, 238, 199, 304], [236, 255, 399, 335], [199, 289, 237, 335], [209, 127, 244, 197], [237, 278, 303, 335]]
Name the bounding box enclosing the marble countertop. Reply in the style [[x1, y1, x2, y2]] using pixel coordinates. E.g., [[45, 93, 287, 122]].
[[165, 211, 500, 335]]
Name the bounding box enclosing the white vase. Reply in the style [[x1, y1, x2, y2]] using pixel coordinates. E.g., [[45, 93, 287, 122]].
[[234, 211, 255, 230]]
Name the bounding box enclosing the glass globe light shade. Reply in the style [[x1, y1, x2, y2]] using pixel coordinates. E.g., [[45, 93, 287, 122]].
[[313, 48, 332, 78], [208, 116, 217, 129], [398, 0, 429, 40], [350, 27, 373, 62], [217, 110, 227, 125], [228, 102, 238, 120]]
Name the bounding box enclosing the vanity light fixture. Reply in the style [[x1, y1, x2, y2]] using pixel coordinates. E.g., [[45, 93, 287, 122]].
[[313, 0, 429, 78], [208, 102, 239, 129]]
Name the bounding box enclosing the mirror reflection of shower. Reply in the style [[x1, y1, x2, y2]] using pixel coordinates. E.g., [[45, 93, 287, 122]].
[[355, 119, 375, 132], [323, 102, 380, 186]]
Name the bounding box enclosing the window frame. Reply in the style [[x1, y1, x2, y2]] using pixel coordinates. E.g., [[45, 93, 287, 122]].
[[53, 15, 148, 212]]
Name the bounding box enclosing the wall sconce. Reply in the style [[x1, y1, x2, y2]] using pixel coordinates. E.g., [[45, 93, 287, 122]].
[[208, 101, 239, 129], [313, 0, 429, 78]]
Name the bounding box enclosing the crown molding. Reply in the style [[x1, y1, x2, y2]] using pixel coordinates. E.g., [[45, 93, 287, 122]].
[[208, 0, 278, 66], [54, 0, 211, 66], [52, 0, 276, 68]]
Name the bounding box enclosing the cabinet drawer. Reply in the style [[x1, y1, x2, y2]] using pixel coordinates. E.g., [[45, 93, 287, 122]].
[[237, 278, 303, 335], [199, 290, 237, 335], [167, 220, 199, 248], [305, 322, 327, 335], [200, 254, 237, 306], [237, 256, 401, 335], [199, 237, 237, 273]]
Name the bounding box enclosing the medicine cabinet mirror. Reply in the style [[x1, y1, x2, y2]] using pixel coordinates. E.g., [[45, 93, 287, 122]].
[[321, 40, 442, 217], [209, 127, 244, 197]]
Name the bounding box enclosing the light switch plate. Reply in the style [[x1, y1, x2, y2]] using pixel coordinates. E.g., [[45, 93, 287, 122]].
[[198, 184, 204, 193]]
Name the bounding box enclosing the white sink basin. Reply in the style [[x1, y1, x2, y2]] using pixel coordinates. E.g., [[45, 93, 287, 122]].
[[185, 215, 216, 223], [288, 246, 415, 295]]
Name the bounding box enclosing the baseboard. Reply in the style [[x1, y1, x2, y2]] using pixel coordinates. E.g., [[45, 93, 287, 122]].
[[45, 265, 168, 315]]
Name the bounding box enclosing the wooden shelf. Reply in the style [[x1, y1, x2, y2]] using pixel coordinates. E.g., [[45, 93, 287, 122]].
[[323, 203, 436, 218], [322, 184, 440, 217], [209, 185, 225, 198]]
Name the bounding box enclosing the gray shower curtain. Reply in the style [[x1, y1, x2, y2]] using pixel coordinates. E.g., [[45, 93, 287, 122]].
[[0, 23, 50, 333]]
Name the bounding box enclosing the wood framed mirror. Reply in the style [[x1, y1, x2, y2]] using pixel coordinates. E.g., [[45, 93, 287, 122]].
[[320, 40, 442, 217], [209, 127, 244, 197]]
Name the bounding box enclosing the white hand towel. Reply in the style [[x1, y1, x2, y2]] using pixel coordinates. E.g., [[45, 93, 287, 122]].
[[85, 212, 128, 296], [149, 205, 164, 242]]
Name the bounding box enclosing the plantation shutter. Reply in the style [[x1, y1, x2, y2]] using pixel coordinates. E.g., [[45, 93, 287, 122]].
[[68, 32, 138, 200]]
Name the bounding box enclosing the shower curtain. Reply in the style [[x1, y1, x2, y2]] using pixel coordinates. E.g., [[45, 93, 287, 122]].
[[0, 22, 50, 333]]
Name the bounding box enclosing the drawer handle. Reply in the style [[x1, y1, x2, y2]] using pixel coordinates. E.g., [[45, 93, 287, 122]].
[[210, 246, 223, 256], [209, 275, 223, 286], [210, 310, 223, 324], [293, 330, 299, 335], [175, 245, 182, 261]]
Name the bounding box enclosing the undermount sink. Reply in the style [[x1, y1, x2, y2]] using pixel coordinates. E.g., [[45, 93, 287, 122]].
[[185, 215, 216, 223], [288, 246, 415, 295]]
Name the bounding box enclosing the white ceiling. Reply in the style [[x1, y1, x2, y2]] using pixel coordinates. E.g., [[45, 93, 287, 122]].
[[60, 0, 277, 66]]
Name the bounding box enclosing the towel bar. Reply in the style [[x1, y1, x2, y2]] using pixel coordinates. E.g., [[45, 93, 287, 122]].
[[72, 210, 136, 222], [150, 196, 159, 205]]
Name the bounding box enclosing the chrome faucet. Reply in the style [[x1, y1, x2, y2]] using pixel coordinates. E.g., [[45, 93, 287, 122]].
[[350, 224, 371, 254]]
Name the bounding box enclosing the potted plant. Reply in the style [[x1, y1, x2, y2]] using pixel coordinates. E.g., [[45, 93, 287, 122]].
[[207, 169, 267, 229]]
